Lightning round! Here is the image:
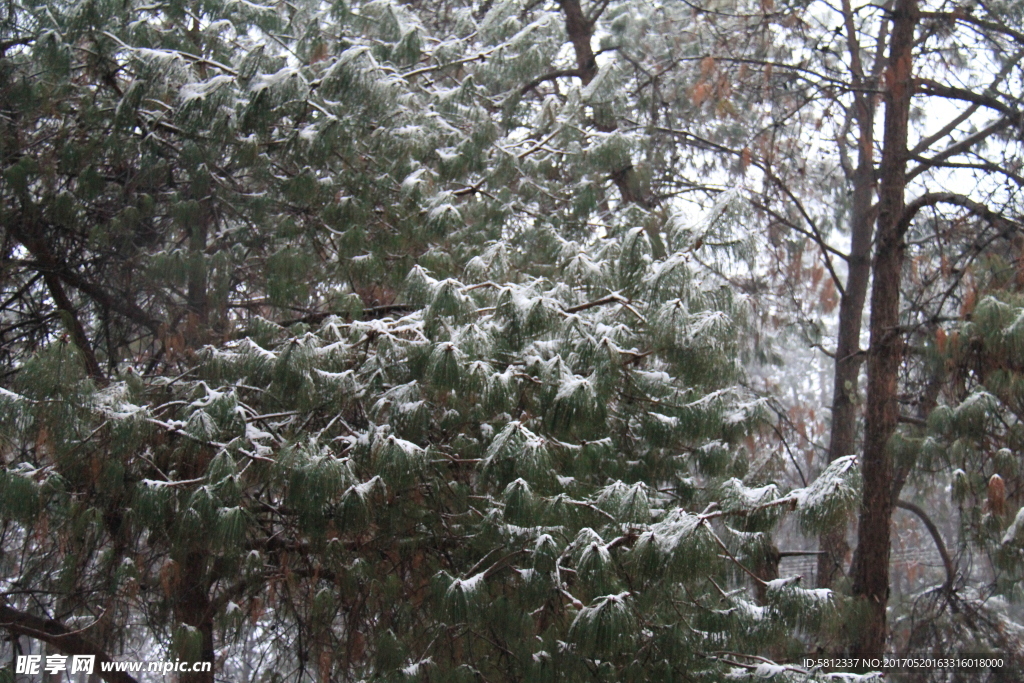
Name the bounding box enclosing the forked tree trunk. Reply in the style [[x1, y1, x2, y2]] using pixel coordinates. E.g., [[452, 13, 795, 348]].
[[817, 1, 881, 589], [849, 0, 918, 656]]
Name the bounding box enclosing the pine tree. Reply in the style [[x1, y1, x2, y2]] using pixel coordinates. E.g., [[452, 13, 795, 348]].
[[1, 228, 871, 680], [3, 0, 990, 679]]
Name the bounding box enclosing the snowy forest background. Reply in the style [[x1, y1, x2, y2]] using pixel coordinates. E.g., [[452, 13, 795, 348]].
[[1, 0, 1024, 680]]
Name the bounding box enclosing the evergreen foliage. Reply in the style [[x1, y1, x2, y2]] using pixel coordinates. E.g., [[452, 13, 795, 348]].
[[908, 292, 1024, 633], [877, 240, 1024, 661], [5, 0, 1020, 678], [0, 231, 867, 679]]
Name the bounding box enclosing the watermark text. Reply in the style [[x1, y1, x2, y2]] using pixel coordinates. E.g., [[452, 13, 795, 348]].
[[15, 655, 212, 676]]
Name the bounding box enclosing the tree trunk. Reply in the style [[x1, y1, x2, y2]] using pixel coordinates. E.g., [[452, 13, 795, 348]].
[[817, 7, 878, 588], [176, 552, 215, 683], [187, 204, 209, 343], [556, 0, 666, 258], [559, 0, 597, 86], [849, 0, 918, 656]]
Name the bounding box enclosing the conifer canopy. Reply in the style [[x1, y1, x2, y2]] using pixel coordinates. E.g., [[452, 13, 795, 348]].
[[6, 0, 1019, 679]]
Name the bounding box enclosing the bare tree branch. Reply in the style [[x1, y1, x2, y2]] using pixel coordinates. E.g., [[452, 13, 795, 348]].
[[895, 499, 955, 592], [896, 192, 1019, 240], [0, 603, 139, 683], [907, 117, 1014, 181], [520, 69, 581, 95], [913, 78, 1021, 123]]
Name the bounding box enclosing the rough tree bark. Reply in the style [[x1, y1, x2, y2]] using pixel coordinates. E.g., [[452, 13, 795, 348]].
[[817, 0, 883, 589], [849, 0, 918, 656]]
